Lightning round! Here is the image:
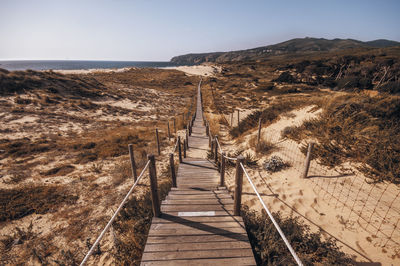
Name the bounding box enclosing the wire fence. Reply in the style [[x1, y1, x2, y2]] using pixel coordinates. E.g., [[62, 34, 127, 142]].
[[260, 128, 400, 247]]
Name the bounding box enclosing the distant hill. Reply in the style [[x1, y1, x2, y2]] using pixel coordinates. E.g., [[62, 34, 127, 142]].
[[170, 37, 400, 64]]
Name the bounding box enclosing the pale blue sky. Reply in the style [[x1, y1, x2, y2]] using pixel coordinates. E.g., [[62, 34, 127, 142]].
[[0, 0, 399, 61]]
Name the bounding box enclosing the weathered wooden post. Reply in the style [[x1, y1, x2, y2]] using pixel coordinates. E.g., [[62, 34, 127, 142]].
[[302, 142, 314, 179], [178, 136, 182, 163], [186, 129, 189, 149], [257, 117, 262, 148], [206, 123, 209, 136], [155, 128, 161, 155], [214, 136, 218, 164], [220, 152, 226, 186], [208, 131, 212, 148], [234, 156, 244, 216], [169, 153, 177, 187], [173, 118, 176, 134], [167, 121, 171, 141], [183, 139, 187, 158], [211, 138, 215, 155], [237, 109, 240, 128], [230, 112, 233, 127], [128, 144, 137, 181], [148, 154, 161, 217]]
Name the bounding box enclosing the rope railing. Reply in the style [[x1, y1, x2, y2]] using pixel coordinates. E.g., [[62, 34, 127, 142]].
[[240, 162, 303, 266], [205, 117, 302, 266], [80, 160, 151, 265], [80, 80, 201, 265]]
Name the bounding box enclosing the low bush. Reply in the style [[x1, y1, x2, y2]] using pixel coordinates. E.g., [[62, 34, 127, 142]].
[[0, 185, 78, 221], [242, 207, 354, 265]]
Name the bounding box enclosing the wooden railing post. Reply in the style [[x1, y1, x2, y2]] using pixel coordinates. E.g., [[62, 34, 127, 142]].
[[178, 136, 182, 163], [237, 110, 240, 129], [257, 117, 262, 148], [183, 139, 187, 158], [148, 154, 161, 217], [169, 153, 177, 187], [211, 139, 215, 155], [167, 121, 171, 141], [128, 144, 137, 181], [220, 152, 226, 186], [173, 118, 176, 134], [230, 112, 233, 127], [206, 123, 209, 136], [186, 129, 189, 149], [155, 128, 161, 155], [214, 135, 218, 164], [302, 142, 314, 178], [208, 126, 212, 148], [234, 156, 244, 216]]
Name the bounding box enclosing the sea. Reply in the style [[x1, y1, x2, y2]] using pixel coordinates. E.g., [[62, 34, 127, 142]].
[[0, 60, 187, 71]]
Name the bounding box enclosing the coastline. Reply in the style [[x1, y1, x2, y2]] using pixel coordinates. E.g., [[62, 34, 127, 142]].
[[52, 64, 221, 77]]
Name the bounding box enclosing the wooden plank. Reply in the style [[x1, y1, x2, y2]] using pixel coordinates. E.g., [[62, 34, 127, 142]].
[[141, 256, 255, 266], [152, 216, 242, 224], [143, 241, 250, 252], [147, 227, 246, 236], [141, 249, 254, 261], [150, 221, 244, 230], [162, 199, 234, 205], [161, 204, 233, 212], [166, 194, 232, 199], [161, 210, 235, 216], [146, 234, 250, 244]]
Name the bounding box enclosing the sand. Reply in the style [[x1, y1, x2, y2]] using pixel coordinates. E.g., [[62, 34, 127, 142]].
[[53, 67, 135, 75], [53, 64, 221, 77], [216, 106, 400, 265], [164, 64, 221, 77]]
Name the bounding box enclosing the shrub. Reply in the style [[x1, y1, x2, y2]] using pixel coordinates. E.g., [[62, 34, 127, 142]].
[[242, 207, 354, 265], [263, 156, 290, 173]]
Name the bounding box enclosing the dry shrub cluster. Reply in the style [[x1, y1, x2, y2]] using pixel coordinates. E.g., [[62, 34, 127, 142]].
[[110, 178, 172, 265], [287, 94, 400, 183], [229, 98, 316, 138], [249, 135, 275, 155], [0, 68, 105, 97], [0, 185, 78, 221], [242, 207, 354, 265]]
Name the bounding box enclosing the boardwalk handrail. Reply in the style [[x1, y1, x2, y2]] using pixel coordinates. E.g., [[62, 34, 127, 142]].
[[240, 162, 303, 266], [206, 118, 303, 265], [80, 161, 150, 265]]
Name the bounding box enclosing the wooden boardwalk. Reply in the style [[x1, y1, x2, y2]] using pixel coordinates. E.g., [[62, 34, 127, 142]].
[[140, 85, 255, 265]]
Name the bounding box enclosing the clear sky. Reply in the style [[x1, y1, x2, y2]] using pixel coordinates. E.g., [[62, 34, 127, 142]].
[[1, 0, 399, 61]]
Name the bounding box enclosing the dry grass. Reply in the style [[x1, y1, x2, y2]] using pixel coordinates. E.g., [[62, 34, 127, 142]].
[[0, 185, 78, 221], [229, 98, 319, 138], [242, 207, 354, 265], [286, 94, 400, 183], [249, 135, 276, 155]]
